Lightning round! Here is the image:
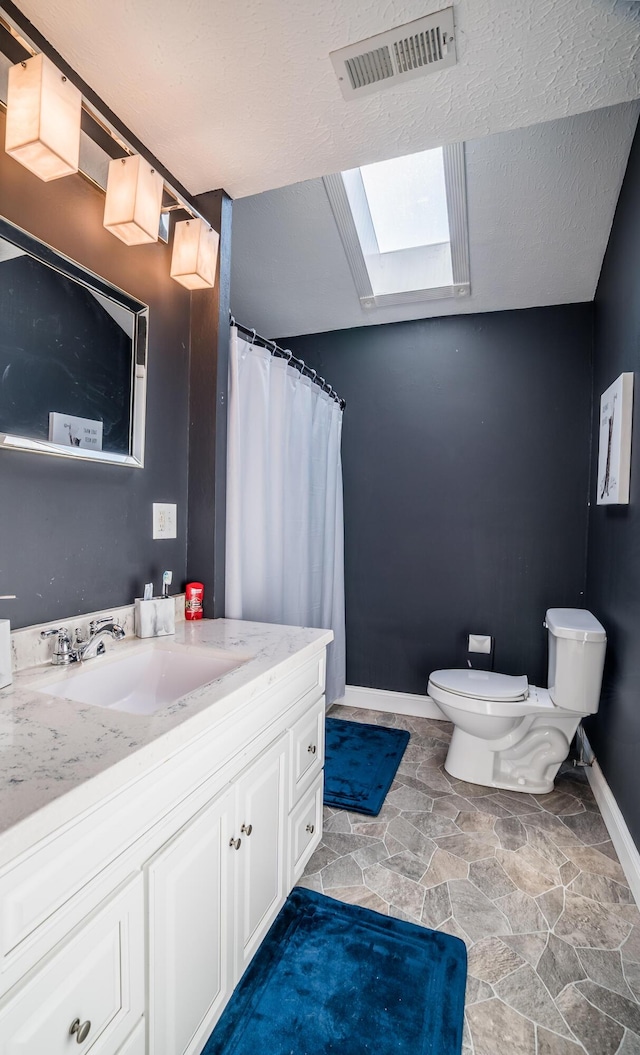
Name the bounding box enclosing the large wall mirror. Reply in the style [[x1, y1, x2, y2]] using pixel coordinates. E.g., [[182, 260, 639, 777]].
[[0, 216, 148, 467]]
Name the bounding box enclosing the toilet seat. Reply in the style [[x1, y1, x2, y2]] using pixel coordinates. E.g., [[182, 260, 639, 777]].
[[428, 670, 555, 718], [429, 669, 528, 702]]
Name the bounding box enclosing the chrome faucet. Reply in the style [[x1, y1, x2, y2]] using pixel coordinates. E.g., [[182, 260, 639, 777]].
[[41, 617, 125, 665], [75, 618, 126, 661]]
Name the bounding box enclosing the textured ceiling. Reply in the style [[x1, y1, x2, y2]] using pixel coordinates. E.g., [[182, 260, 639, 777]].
[[11, 0, 640, 197], [230, 103, 640, 337]]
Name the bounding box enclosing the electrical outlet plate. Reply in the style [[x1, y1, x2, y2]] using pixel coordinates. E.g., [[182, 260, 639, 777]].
[[153, 503, 177, 540]]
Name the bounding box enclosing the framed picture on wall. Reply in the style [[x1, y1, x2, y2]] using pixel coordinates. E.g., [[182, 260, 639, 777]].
[[597, 372, 634, 505]]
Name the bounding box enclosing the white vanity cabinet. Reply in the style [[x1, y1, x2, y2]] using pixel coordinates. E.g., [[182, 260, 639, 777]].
[[0, 635, 328, 1055], [147, 734, 289, 1055]]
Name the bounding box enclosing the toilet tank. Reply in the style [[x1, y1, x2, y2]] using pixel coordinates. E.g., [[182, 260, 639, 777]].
[[545, 608, 607, 713]]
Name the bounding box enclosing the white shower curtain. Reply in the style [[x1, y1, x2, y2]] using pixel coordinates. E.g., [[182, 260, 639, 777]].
[[225, 326, 345, 704]]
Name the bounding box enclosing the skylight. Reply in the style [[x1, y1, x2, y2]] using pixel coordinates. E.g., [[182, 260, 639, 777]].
[[323, 143, 470, 309], [359, 148, 450, 253]]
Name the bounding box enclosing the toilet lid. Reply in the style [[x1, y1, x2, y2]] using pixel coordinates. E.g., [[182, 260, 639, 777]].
[[429, 669, 529, 702]]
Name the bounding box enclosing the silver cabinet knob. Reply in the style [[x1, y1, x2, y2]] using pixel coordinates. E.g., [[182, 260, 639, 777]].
[[69, 1018, 91, 1044], [305, 823, 315, 834], [307, 744, 317, 754], [240, 823, 253, 836], [229, 836, 242, 850]]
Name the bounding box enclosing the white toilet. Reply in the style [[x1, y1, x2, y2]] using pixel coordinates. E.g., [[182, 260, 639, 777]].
[[427, 608, 606, 794]]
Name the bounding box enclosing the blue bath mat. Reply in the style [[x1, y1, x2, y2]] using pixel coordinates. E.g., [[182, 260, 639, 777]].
[[324, 716, 410, 815], [202, 887, 467, 1055]]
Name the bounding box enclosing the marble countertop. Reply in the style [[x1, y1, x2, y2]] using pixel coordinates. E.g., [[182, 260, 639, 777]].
[[0, 619, 332, 866]]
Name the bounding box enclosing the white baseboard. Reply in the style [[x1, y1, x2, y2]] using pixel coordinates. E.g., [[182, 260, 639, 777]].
[[339, 684, 445, 721], [583, 733, 640, 907]]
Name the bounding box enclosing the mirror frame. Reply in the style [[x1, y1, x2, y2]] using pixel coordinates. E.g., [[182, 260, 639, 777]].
[[0, 215, 148, 468]]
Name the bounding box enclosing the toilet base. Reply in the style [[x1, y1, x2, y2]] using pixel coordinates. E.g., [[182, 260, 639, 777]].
[[444, 718, 579, 795]]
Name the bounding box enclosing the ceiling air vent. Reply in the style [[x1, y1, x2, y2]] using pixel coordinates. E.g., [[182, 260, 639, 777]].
[[330, 7, 457, 101]]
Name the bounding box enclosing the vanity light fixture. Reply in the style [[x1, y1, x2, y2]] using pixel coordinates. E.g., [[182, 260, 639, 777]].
[[5, 54, 82, 181], [103, 155, 164, 245], [2, 47, 219, 285], [170, 218, 219, 290]]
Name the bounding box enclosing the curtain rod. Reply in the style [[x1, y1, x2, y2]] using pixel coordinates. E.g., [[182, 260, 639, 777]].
[[230, 316, 345, 411]]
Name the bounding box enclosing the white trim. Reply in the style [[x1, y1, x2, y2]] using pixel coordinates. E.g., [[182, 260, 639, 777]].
[[443, 142, 470, 289], [338, 684, 445, 720], [361, 282, 469, 309], [583, 731, 640, 907], [321, 172, 373, 299]]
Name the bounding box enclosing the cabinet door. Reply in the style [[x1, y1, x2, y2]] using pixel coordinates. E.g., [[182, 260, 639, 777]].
[[147, 787, 235, 1055], [234, 735, 288, 975], [0, 876, 143, 1055]]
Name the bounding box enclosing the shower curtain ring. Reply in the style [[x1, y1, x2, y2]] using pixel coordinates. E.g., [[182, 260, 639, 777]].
[[250, 329, 257, 346]]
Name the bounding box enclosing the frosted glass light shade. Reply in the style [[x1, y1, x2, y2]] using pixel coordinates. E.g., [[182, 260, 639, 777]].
[[104, 155, 164, 245], [5, 55, 81, 181], [170, 218, 219, 290]]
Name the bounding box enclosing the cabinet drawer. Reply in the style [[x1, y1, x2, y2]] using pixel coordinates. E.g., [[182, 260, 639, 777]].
[[289, 697, 324, 807], [0, 876, 144, 1055], [289, 773, 323, 883]]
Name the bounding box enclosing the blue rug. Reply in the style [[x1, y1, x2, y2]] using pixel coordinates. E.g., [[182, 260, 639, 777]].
[[324, 716, 410, 815], [202, 887, 467, 1055]]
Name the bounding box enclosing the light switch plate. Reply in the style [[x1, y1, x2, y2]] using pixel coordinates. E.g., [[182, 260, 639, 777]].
[[153, 503, 177, 539]]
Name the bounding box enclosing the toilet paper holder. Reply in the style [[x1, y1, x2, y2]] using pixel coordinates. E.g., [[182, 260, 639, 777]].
[[466, 633, 494, 670]]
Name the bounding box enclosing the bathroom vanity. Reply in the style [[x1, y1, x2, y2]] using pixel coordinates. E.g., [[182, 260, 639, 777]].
[[0, 618, 331, 1055]]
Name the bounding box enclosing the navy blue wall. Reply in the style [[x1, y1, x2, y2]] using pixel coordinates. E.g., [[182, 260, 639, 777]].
[[586, 121, 640, 849], [286, 304, 593, 696]]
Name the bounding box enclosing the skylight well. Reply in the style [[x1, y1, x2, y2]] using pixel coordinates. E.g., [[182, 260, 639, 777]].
[[324, 143, 470, 309]]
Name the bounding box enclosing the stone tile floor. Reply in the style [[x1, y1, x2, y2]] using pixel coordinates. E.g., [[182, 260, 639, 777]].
[[300, 704, 640, 1055]]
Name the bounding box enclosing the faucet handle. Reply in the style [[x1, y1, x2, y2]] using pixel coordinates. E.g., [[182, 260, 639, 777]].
[[89, 616, 114, 634], [41, 626, 70, 641], [40, 627, 74, 665]]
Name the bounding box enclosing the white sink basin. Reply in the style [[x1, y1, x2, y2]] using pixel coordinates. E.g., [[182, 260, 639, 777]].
[[40, 644, 246, 716]]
